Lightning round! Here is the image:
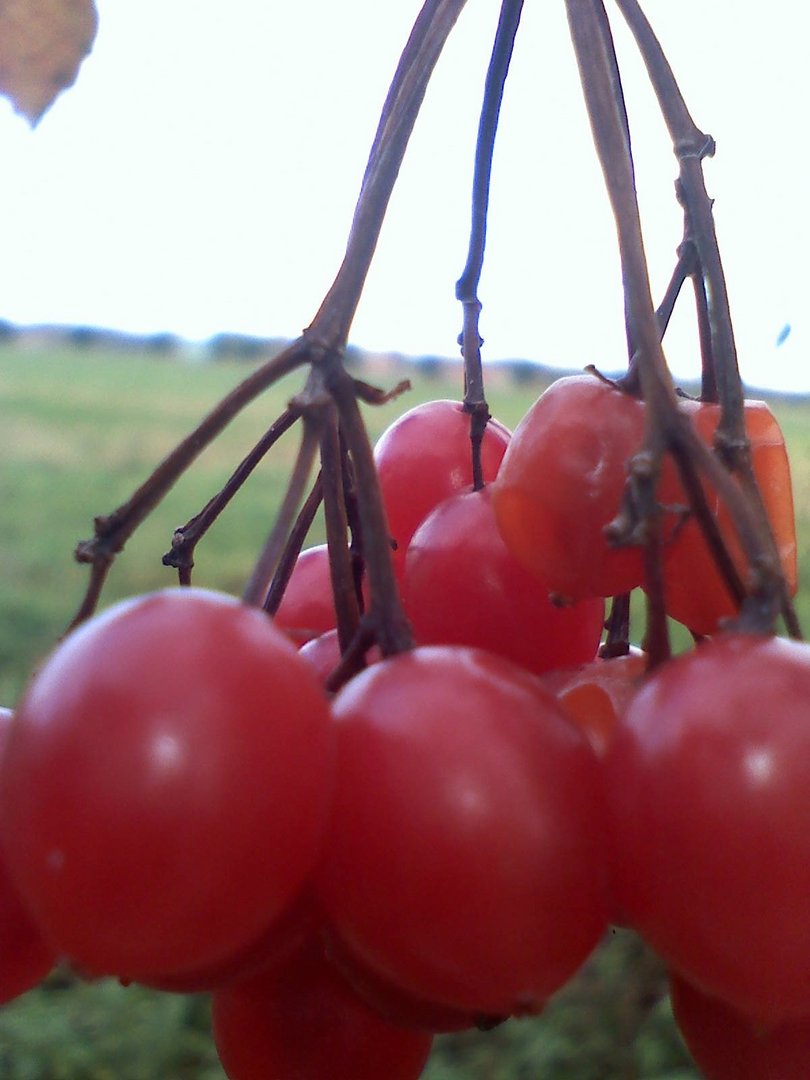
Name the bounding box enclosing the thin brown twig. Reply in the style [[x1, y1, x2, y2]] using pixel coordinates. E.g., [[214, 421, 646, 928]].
[[620, 238, 699, 395], [162, 406, 302, 585], [297, 0, 471, 655], [691, 267, 717, 403], [339, 434, 367, 609], [613, 0, 741, 426], [243, 415, 321, 608], [262, 475, 323, 617], [310, 0, 470, 347], [613, 0, 800, 637], [325, 362, 413, 656], [323, 619, 380, 695], [66, 554, 114, 634], [567, 0, 674, 663], [600, 593, 631, 658], [567, 0, 787, 644], [456, 0, 524, 489], [67, 344, 308, 629], [68, 0, 468, 631], [261, 0, 468, 648], [319, 404, 362, 653]]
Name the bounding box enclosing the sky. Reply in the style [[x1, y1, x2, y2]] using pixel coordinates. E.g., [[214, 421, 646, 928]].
[[0, 1, 808, 391]]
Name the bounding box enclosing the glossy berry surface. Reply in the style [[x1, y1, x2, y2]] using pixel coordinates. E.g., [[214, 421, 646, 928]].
[[671, 972, 810, 1080], [404, 487, 604, 676], [1, 589, 334, 979], [0, 707, 55, 1004], [492, 375, 682, 600], [658, 399, 797, 635], [606, 633, 810, 1022], [316, 645, 609, 1016]]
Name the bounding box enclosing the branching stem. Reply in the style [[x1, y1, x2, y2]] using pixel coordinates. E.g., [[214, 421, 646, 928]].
[[68, 345, 308, 629], [163, 406, 301, 585], [68, 0, 468, 632], [612, 0, 799, 637], [567, 0, 792, 642]]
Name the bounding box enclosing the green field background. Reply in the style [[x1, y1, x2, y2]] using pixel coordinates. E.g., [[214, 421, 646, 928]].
[[1, 345, 808, 1078]]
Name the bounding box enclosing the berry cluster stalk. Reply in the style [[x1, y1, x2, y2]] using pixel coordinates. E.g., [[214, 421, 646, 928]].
[[566, 0, 799, 650], [69, 0, 470, 658], [456, 0, 524, 489]]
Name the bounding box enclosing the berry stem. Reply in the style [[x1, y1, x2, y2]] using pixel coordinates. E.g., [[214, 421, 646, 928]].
[[309, 0, 469, 346], [567, 0, 794, 639], [325, 363, 414, 656], [613, 0, 800, 636], [319, 405, 362, 653], [69, 345, 309, 629], [620, 238, 698, 395], [456, 0, 524, 490], [242, 410, 321, 608], [600, 593, 631, 658], [263, 476, 323, 618], [613, 0, 739, 423], [163, 406, 302, 586], [68, 0, 468, 630]]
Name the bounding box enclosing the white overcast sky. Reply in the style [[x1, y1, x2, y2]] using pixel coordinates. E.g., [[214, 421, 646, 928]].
[[0, 1, 808, 391]]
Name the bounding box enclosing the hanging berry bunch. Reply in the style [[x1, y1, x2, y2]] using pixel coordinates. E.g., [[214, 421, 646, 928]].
[[0, 1, 805, 1078]]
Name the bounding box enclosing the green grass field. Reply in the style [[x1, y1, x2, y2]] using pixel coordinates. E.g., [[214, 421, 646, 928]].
[[1, 343, 809, 1079]]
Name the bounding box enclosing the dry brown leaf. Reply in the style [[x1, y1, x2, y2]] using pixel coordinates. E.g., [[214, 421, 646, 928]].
[[0, 0, 98, 125]]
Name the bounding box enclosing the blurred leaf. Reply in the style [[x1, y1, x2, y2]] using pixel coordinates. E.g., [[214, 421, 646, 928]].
[[0, 0, 97, 124]]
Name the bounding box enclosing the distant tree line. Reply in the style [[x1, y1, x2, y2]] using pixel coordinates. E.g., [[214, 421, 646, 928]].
[[0, 317, 568, 386]]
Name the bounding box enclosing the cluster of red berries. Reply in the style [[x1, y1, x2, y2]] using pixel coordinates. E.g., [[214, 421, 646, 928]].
[[0, 376, 806, 1080]]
